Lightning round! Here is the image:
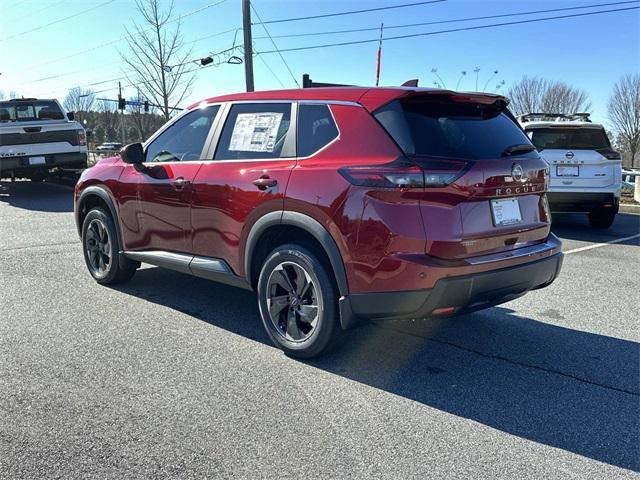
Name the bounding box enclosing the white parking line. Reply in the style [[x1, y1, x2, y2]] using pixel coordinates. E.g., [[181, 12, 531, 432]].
[[564, 233, 640, 255]]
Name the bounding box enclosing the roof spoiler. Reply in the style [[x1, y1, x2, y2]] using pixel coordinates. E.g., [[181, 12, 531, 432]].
[[518, 112, 591, 123]]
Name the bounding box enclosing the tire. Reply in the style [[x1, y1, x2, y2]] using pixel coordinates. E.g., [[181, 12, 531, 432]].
[[81, 207, 137, 284], [257, 244, 341, 358], [588, 207, 617, 229]]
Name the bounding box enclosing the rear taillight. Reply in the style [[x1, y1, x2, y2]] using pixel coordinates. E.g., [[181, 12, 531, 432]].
[[339, 158, 470, 189], [419, 159, 471, 187], [597, 148, 621, 160], [339, 162, 424, 188], [78, 129, 87, 146]]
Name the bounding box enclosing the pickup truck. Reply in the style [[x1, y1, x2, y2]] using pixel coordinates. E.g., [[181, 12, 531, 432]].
[[0, 98, 88, 182]]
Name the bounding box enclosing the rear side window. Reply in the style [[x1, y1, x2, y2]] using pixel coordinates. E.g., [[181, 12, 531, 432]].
[[528, 128, 610, 151], [297, 104, 338, 157], [375, 100, 534, 160], [215, 103, 292, 160]]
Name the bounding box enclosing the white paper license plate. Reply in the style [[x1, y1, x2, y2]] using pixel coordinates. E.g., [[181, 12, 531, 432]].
[[29, 156, 46, 165], [557, 165, 579, 176], [491, 197, 522, 226]]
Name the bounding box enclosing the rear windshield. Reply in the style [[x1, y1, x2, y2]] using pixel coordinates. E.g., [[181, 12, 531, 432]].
[[374, 99, 534, 160], [0, 100, 65, 122], [528, 127, 610, 151]]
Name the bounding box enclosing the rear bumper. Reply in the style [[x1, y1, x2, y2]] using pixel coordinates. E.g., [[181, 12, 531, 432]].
[[343, 248, 563, 323], [547, 191, 618, 212], [0, 152, 87, 175]]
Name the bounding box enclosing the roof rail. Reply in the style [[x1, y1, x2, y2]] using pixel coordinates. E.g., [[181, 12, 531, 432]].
[[517, 112, 591, 123], [302, 74, 354, 88]]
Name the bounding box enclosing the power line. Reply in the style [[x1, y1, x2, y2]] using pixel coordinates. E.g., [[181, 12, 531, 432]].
[[2, 0, 231, 73], [251, 4, 300, 87], [17, 27, 240, 88], [0, 0, 116, 43], [92, 61, 215, 97], [253, 0, 639, 39], [258, 5, 640, 54], [255, 52, 286, 89], [2, 0, 66, 24], [254, 0, 446, 25]]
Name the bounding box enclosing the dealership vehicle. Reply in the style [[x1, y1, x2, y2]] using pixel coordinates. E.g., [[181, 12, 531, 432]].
[[621, 168, 638, 194], [519, 113, 622, 228], [74, 87, 563, 357], [0, 98, 87, 181], [96, 142, 123, 152]]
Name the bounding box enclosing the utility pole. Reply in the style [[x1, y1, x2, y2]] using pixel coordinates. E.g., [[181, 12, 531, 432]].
[[242, 0, 254, 92], [119, 81, 125, 144]]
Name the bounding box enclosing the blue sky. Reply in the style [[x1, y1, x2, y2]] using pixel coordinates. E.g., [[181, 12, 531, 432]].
[[0, 0, 638, 125]]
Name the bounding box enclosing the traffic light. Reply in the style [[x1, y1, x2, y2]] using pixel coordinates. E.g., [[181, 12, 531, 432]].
[[144, 101, 149, 113], [118, 96, 126, 110]]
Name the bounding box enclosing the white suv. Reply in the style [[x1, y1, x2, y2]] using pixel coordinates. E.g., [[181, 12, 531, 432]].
[[519, 113, 621, 229]]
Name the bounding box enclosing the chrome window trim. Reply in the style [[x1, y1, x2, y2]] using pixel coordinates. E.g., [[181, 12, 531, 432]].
[[298, 99, 361, 107]]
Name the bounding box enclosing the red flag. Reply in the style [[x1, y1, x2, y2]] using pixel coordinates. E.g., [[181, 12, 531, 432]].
[[376, 47, 382, 87], [375, 24, 383, 86]]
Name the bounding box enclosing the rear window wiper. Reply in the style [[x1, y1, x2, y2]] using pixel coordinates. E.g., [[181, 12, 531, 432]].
[[501, 144, 536, 157]]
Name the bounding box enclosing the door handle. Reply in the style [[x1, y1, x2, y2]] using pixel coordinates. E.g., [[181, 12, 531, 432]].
[[171, 177, 189, 190], [252, 176, 277, 190]]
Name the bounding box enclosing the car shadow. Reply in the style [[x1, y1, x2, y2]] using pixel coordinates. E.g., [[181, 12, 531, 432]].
[[113, 267, 640, 472], [0, 179, 74, 212], [551, 212, 640, 246]]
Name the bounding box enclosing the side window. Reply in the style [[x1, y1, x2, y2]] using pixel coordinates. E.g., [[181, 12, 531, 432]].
[[145, 105, 219, 163], [215, 103, 292, 160], [297, 104, 339, 157]]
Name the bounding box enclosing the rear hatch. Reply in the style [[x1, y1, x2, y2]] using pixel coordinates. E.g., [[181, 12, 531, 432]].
[[526, 125, 619, 189], [374, 92, 550, 260], [0, 100, 85, 157]]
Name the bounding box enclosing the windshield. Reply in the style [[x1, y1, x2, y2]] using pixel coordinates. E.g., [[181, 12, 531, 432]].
[[0, 100, 65, 122], [528, 127, 610, 151], [374, 99, 534, 160]]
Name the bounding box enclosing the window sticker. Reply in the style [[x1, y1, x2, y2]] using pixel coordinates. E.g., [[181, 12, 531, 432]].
[[229, 112, 284, 152]]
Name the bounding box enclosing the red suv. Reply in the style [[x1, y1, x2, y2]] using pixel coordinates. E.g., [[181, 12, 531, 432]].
[[74, 87, 563, 357]]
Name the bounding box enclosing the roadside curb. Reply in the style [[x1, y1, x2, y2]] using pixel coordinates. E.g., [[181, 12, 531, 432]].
[[619, 203, 640, 215]]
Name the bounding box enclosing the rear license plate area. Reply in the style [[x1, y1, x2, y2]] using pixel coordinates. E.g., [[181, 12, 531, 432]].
[[556, 165, 579, 176], [29, 156, 46, 166], [491, 197, 523, 226]]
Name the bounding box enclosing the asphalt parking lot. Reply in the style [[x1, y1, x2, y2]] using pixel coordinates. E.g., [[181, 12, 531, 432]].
[[1, 180, 638, 479]]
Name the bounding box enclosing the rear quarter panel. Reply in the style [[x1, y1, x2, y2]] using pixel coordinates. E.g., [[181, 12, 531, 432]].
[[285, 104, 428, 293]]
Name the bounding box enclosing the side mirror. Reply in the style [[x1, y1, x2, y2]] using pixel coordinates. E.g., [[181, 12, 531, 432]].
[[67, 111, 75, 121], [120, 143, 144, 165]]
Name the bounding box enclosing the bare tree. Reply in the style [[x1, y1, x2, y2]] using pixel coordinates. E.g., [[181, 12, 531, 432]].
[[96, 100, 123, 142], [126, 94, 165, 142], [121, 0, 195, 121], [542, 81, 591, 113], [507, 76, 591, 116], [505, 76, 547, 115], [62, 87, 96, 124], [63, 87, 96, 112], [608, 73, 640, 168], [0, 90, 21, 100]]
